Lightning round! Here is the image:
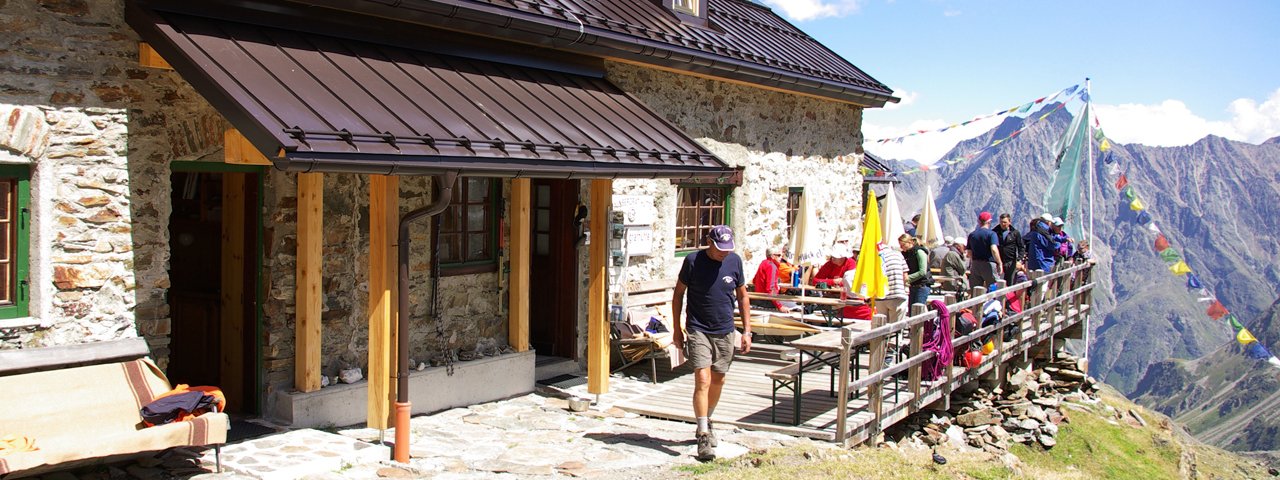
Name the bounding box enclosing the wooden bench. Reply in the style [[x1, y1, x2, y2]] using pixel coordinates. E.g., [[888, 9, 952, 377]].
[[765, 351, 841, 425], [612, 279, 678, 382], [0, 338, 229, 476]]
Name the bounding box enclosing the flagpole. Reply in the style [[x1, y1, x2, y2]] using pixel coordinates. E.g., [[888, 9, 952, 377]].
[[1084, 77, 1094, 366]]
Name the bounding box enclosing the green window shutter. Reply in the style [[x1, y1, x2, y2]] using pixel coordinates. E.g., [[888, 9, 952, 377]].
[[0, 164, 30, 319]]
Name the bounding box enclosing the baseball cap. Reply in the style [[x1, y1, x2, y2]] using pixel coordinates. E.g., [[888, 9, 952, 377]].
[[978, 211, 992, 223], [951, 236, 965, 246], [943, 235, 954, 245], [707, 225, 735, 250], [1052, 216, 1065, 226], [1040, 213, 1054, 222]]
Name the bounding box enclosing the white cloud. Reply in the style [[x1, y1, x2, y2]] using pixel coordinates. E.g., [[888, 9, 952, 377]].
[[881, 87, 919, 111], [943, 9, 962, 17], [1093, 89, 1280, 146], [758, 0, 860, 21]]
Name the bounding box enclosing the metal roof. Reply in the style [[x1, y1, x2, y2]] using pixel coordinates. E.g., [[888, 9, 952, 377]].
[[263, 0, 897, 107], [128, 10, 733, 179]]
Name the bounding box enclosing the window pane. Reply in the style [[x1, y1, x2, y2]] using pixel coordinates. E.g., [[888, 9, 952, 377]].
[[440, 234, 460, 263], [535, 209, 549, 232], [467, 233, 487, 260], [0, 263, 9, 304], [536, 185, 550, 207], [0, 227, 8, 262], [0, 181, 10, 221], [535, 233, 550, 255], [441, 205, 461, 232], [467, 178, 489, 203], [467, 205, 485, 231]]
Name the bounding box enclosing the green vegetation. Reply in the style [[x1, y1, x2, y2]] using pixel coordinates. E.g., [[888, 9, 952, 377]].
[[672, 388, 1269, 480]]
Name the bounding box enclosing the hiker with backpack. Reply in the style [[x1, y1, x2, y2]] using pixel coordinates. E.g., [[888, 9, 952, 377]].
[[1024, 215, 1059, 274], [899, 234, 933, 308]]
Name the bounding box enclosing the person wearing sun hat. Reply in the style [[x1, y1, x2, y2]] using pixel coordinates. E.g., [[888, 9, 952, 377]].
[[965, 211, 1002, 289], [673, 225, 751, 461], [812, 241, 855, 288]]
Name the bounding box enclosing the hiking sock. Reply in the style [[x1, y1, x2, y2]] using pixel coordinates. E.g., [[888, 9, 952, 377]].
[[696, 416, 710, 434]]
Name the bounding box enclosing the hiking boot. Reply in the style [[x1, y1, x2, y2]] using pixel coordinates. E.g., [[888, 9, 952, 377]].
[[707, 421, 718, 447], [696, 432, 716, 461]]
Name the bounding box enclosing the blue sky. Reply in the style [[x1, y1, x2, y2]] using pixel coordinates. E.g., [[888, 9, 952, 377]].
[[759, 0, 1280, 163]]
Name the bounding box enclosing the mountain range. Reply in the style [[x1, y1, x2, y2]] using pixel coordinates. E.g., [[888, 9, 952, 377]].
[[875, 104, 1280, 450]]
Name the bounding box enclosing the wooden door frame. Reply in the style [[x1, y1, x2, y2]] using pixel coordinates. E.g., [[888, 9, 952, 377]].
[[528, 179, 579, 359], [170, 161, 265, 412]]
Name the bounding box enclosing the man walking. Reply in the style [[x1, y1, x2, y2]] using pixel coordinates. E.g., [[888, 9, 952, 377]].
[[966, 211, 1003, 289], [673, 225, 752, 461], [992, 213, 1025, 286]]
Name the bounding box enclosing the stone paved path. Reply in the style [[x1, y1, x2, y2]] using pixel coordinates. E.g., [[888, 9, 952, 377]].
[[29, 375, 833, 479]]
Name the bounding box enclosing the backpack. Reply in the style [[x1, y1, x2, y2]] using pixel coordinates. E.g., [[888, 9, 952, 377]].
[[955, 310, 978, 336]]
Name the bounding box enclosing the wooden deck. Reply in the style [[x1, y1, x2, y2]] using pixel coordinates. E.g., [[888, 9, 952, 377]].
[[614, 267, 1094, 445]]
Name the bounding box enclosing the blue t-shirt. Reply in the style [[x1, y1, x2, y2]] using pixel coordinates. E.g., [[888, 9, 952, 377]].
[[967, 227, 999, 262], [678, 250, 744, 335]]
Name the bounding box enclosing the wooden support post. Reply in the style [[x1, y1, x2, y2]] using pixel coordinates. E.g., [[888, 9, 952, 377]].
[[587, 179, 612, 395], [942, 294, 956, 411], [224, 129, 273, 166], [907, 303, 925, 410], [867, 313, 887, 442], [835, 327, 853, 445], [295, 172, 323, 393], [367, 175, 398, 428], [220, 172, 246, 409], [990, 280, 1008, 385], [508, 179, 531, 352], [138, 42, 172, 70]]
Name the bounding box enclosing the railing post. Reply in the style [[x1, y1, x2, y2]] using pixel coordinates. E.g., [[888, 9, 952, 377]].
[[942, 294, 956, 412], [987, 280, 1007, 385], [867, 313, 887, 443], [1029, 270, 1046, 339], [835, 326, 853, 445], [907, 303, 925, 411]]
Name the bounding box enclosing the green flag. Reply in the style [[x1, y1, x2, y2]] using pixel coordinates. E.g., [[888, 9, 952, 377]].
[[1044, 104, 1089, 239], [1159, 248, 1181, 264]]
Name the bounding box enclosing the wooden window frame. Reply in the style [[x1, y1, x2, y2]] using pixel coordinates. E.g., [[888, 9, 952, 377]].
[[440, 177, 499, 276], [674, 184, 732, 256], [672, 0, 699, 16], [0, 165, 30, 319], [786, 187, 803, 239]]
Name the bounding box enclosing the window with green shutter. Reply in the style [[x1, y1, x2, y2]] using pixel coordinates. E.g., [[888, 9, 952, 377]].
[[0, 165, 30, 319]]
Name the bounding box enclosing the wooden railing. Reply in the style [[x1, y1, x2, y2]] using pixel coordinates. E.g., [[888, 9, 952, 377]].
[[830, 261, 1096, 444]]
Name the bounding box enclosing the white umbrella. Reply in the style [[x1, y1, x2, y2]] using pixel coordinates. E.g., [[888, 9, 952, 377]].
[[788, 193, 824, 267], [918, 186, 945, 248], [881, 184, 906, 250]]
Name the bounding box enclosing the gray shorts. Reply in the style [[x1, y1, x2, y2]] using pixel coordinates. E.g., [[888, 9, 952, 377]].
[[685, 330, 734, 373], [969, 260, 998, 290]]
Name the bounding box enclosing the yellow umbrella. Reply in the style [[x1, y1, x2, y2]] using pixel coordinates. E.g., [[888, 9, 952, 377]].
[[850, 191, 887, 301]]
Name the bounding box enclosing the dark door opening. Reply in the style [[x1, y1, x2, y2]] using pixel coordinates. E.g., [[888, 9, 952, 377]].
[[528, 179, 579, 359], [167, 168, 261, 414]]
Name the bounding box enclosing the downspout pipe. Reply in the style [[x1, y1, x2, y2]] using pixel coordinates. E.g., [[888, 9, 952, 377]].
[[394, 171, 458, 463]]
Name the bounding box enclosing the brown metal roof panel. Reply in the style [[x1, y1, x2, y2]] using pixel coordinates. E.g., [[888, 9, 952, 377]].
[[129, 10, 729, 178]]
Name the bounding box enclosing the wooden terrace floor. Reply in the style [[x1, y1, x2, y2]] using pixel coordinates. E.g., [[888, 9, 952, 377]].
[[613, 305, 1088, 443]]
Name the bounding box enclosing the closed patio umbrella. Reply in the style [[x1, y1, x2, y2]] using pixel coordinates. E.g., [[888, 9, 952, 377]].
[[881, 184, 906, 249], [788, 192, 824, 268], [918, 186, 945, 248], [850, 191, 887, 303]]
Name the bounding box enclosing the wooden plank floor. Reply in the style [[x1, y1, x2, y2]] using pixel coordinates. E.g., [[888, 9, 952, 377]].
[[615, 309, 1085, 443]]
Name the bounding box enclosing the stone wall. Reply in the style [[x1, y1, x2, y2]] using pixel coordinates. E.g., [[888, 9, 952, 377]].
[[582, 62, 869, 358], [0, 0, 228, 358]]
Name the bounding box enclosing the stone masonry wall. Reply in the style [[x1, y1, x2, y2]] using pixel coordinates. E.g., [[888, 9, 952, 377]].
[[583, 62, 869, 358], [0, 0, 228, 359]]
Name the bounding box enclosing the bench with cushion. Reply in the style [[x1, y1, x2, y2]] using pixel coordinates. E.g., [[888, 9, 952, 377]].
[[611, 279, 679, 382], [0, 338, 228, 477]]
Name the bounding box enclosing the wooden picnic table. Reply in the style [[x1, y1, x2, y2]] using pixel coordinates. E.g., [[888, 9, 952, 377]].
[[748, 291, 865, 308], [771, 324, 871, 425]]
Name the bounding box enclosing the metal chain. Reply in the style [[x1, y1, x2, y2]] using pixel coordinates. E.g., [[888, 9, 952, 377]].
[[430, 214, 454, 376]]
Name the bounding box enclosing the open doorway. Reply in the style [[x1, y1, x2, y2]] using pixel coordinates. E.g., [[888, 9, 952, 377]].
[[167, 164, 262, 414], [528, 179, 579, 359]]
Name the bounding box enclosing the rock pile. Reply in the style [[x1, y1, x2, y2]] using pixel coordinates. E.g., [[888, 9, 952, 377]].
[[893, 351, 1100, 454]]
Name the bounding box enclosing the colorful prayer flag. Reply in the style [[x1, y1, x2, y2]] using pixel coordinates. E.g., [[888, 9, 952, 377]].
[[1269, 357, 1280, 369], [1186, 273, 1203, 289], [1093, 129, 1106, 142], [1154, 234, 1170, 252], [1245, 341, 1271, 360], [1123, 185, 1136, 200], [1160, 248, 1181, 263], [1225, 313, 1244, 330], [1136, 211, 1152, 225], [1103, 151, 1115, 164], [1099, 138, 1111, 152], [1130, 197, 1145, 211], [1207, 300, 1228, 320], [1115, 174, 1129, 190], [1237, 327, 1257, 345], [1147, 223, 1161, 234], [1169, 261, 1192, 275]]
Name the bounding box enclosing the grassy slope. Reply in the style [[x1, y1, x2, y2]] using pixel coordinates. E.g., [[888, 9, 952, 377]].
[[675, 388, 1268, 480]]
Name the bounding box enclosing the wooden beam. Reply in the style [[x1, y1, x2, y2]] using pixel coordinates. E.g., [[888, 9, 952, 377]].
[[368, 175, 398, 428], [220, 172, 247, 410], [224, 129, 272, 166], [0, 338, 149, 376], [587, 179, 612, 394], [295, 172, 323, 393], [508, 178, 531, 352], [138, 42, 172, 70]]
